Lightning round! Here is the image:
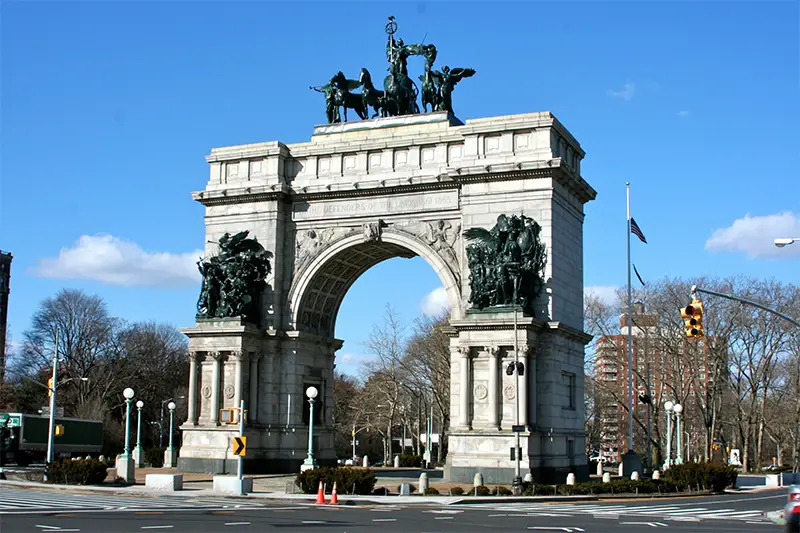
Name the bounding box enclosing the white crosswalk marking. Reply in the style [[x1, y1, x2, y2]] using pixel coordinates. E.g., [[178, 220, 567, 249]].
[[467, 501, 769, 522], [0, 488, 249, 514]]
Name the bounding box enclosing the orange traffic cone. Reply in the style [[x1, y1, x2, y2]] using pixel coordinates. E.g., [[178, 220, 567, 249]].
[[315, 481, 326, 504], [329, 481, 339, 505]]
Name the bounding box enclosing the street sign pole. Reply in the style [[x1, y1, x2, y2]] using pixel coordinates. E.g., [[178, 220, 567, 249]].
[[237, 399, 245, 484]]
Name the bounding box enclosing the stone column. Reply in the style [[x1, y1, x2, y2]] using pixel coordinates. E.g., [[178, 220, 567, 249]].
[[232, 351, 245, 410], [458, 346, 471, 429], [187, 352, 199, 425], [210, 351, 222, 426], [519, 344, 530, 428], [249, 352, 261, 424], [486, 345, 500, 429]]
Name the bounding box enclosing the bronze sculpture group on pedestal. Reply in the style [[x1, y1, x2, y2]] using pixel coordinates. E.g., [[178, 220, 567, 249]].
[[311, 16, 475, 124]]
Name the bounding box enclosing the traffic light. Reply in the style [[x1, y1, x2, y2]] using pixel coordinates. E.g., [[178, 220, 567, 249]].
[[505, 362, 525, 376], [681, 299, 704, 337], [47, 377, 54, 398]]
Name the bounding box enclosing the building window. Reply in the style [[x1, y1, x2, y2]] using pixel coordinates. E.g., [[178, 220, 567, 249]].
[[562, 371, 576, 409]]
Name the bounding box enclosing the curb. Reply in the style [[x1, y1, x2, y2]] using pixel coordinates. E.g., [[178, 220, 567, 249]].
[[2, 479, 735, 506]]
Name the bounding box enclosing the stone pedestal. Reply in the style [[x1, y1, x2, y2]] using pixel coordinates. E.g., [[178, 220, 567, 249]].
[[177, 319, 338, 474], [133, 446, 144, 467], [444, 311, 591, 484], [146, 473, 183, 491], [163, 447, 177, 468], [213, 475, 252, 495], [115, 455, 134, 483]]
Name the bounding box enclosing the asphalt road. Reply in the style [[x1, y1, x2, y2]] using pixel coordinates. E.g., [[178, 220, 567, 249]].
[[0, 504, 782, 532], [0, 489, 787, 532]]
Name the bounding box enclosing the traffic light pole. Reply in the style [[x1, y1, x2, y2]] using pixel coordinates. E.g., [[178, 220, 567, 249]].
[[691, 285, 800, 329], [46, 329, 59, 466]]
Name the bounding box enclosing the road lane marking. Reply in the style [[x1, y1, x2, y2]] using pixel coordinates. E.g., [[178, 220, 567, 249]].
[[528, 526, 586, 533], [224, 523, 251, 526], [35, 527, 62, 530], [372, 518, 397, 522], [301, 521, 325, 524], [140, 527, 174, 530], [434, 517, 454, 520]]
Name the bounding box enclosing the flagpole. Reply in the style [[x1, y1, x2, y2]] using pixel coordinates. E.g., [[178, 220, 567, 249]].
[[626, 182, 634, 453]]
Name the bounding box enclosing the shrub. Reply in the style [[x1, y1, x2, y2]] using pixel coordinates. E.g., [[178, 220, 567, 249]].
[[449, 486, 464, 496], [663, 462, 737, 492], [474, 485, 491, 496], [145, 447, 165, 468], [398, 454, 423, 467], [424, 487, 440, 495], [46, 458, 108, 485], [497, 486, 513, 496], [295, 467, 377, 495]]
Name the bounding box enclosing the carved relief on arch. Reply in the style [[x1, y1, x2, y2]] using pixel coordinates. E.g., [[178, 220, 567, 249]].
[[294, 226, 357, 274], [385, 219, 462, 282]]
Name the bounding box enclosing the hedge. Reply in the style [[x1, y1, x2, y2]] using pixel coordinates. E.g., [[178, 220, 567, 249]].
[[296, 467, 377, 495], [662, 462, 738, 492], [449, 486, 464, 496], [145, 447, 165, 468], [46, 458, 108, 485], [398, 454, 423, 467]]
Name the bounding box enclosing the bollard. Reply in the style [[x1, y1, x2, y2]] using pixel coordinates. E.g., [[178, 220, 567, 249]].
[[631, 471, 640, 481], [523, 472, 532, 483], [618, 463, 624, 476], [99, 455, 106, 463], [596, 461, 603, 476], [419, 472, 429, 493], [363, 455, 369, 468], [602, 472, 611, 483], [566, 473, 576, 485], [473, 472, 484, 488], [652, 470, 660, 480], [393, 455, 400, 468]]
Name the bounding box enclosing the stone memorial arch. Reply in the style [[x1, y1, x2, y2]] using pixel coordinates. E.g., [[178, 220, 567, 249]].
[[178, 111, 596, 482]]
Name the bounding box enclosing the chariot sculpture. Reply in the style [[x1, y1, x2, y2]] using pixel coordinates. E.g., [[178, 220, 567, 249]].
[[311, 16, 475, 123]]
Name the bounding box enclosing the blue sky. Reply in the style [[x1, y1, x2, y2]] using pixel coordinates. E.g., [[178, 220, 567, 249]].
[[2, 1, 798, 377]]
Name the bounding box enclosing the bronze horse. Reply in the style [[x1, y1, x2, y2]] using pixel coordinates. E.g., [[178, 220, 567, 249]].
[[359, 68, 387, 118], [330, 71, 367, 122]]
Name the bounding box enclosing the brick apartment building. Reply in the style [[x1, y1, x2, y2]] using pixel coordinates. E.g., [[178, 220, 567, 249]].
[[593, 302, 714, 464]]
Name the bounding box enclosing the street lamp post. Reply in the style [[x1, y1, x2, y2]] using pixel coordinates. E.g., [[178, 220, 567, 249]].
[[159, 397, 185, 448], [115, 387, 136, 482], [674, 403, 683, 465], [507, 262, 523, 494], [663, 401, 674, 470], [122, 388, 135, 457], [301, 386, 319, 471], [774, 238, 799, 248], [134, 400, 144, 467], [164, 401, 177, 467]]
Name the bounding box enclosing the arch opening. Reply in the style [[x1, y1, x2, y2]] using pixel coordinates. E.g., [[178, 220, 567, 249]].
[[290, 232, 462, 337]]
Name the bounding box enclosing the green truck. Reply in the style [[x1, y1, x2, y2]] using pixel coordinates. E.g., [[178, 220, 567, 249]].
[[0, 412, 103, 466]]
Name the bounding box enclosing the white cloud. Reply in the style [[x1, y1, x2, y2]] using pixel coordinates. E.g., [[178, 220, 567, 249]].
[[678, 110, 691, 118], [584, 285, 619, 307], [33, 234, 203, 288], [419, 286, 450, 316], [705, 212, 800, 258], [607, 82, 636, 101]]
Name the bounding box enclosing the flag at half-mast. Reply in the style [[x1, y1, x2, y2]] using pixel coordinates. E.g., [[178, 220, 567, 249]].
[[630, 217, 647, 244]]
